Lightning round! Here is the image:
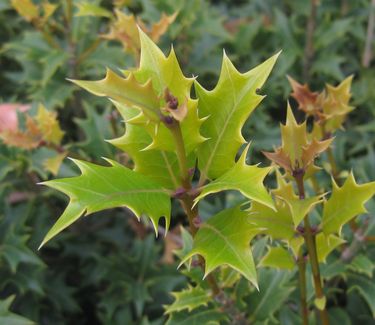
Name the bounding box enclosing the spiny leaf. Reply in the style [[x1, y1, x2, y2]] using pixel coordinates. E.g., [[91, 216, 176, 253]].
[[247, 269, 294, 323], [11, 0, 39, 22], [263, 104, 332, 175], [287, 75, 319, 116], [272, 171, 324, 227], [195, 51, 280, 180], [166, 308, 226, 325], [39, 158, 171, 248], [194, 145, 274, 209], [347, 255, 375, 278], [259, 246, 295, 270], [70, 70, 161, 122], [109, 102, 181, 189], [34, 104, 64, 145], [322, 173, 375, 235], [103, 10, 176, 54], [348, 273, 375, 318], [134, 29, 205, 154], [181, 205, 261, 288], [248, 199, 295, 241], [75, 2, 112, 18], [315, 233, 345, 263], [0, 295, 35, 325], [164, 286, 211, 314], [42, 151, 67, 175]]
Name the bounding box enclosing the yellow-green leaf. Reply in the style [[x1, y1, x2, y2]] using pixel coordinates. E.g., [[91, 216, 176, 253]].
[[194, 145, 274, 209], [322, 173, 375, 235], [164, 286, 210, 314], [260, 246, 295, 270], [180, 205, 261, 288], [196, 52, 280, 180], [70, 70, 161, 122], [39, 158, 171, 248], [316, 233, 345, 263]]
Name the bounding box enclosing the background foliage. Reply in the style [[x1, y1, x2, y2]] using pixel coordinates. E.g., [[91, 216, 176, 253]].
[[0, 0, 374, 324]]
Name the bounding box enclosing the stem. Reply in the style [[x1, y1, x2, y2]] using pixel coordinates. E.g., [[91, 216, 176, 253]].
[[168, 118, 248, 324], [303, 0, 318, 81], [294, 173, 330, 325], [362, 0, 375, 67], [168, 121, 190, 189], [298, 250, 309, 325]]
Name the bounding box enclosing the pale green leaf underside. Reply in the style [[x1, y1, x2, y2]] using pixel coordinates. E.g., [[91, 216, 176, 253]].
[[196, 51, 280, 180], [164, 286, 210, 314], [181, 205, 261, 288], [195, 146, 274, 210], [322, 173, 375, 235], [40, 158, 170, 248]]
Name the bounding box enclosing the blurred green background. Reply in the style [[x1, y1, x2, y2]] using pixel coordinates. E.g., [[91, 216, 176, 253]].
[[0, 0, 374, 324]]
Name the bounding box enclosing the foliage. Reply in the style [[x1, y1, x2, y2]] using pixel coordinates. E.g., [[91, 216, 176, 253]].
[[1, 0, 375, 324]]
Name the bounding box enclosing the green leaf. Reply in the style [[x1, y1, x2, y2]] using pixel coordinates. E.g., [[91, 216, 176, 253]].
[[164, 286, 211, 314], [40, 50, 68, 86], [322, 173, 375, 235], [70, 70, 161, 122], [260, 246, 295, 270], [272, 171, 324, 227], [181, 205, 261, 288], [248, 199, 295, 241], [134, 29, 205, 154], [315, 233, 345, 263], [247, 269, 294, 323], [195, 51, 280, 180], [109, 102, 180, 189], [166, 308, 226, 325], [347, 255, 375, 278], [0, 295, 35, 325], [348, 273, 375, 317], [75, 2, 112, 17], [39, 158, 171, 248], [194, 145, 274, 209]]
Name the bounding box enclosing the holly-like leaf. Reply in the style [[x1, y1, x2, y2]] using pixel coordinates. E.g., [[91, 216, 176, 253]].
[[109, 102, 180, 189], [39, 158, 171, 248], [195, 51, 280, 180], [259, 246, 295, 270], [287, 75, 319, 116], [272, 171, 324, 227], [180, 205, 261, 288], [348, 273, 375, 318], [75, 2, 112, 18], [194, 145, 274, 209], [11, 0, 39, 22], [248, 199, 295, 241], [247, 269, 294, 323], [42, 151, 67, 175], [322, 173, 375, 235], [0, 295, 35, 325], [164, 286, 211, 314], [134, 29, 205, 154], [347, 255, 375, 278], [315, 233, 345, 263], [70, 70, 161, 122], [166, 308, 226, 325], [263, 104, 332, 175], [34, 104, 64, 145]]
